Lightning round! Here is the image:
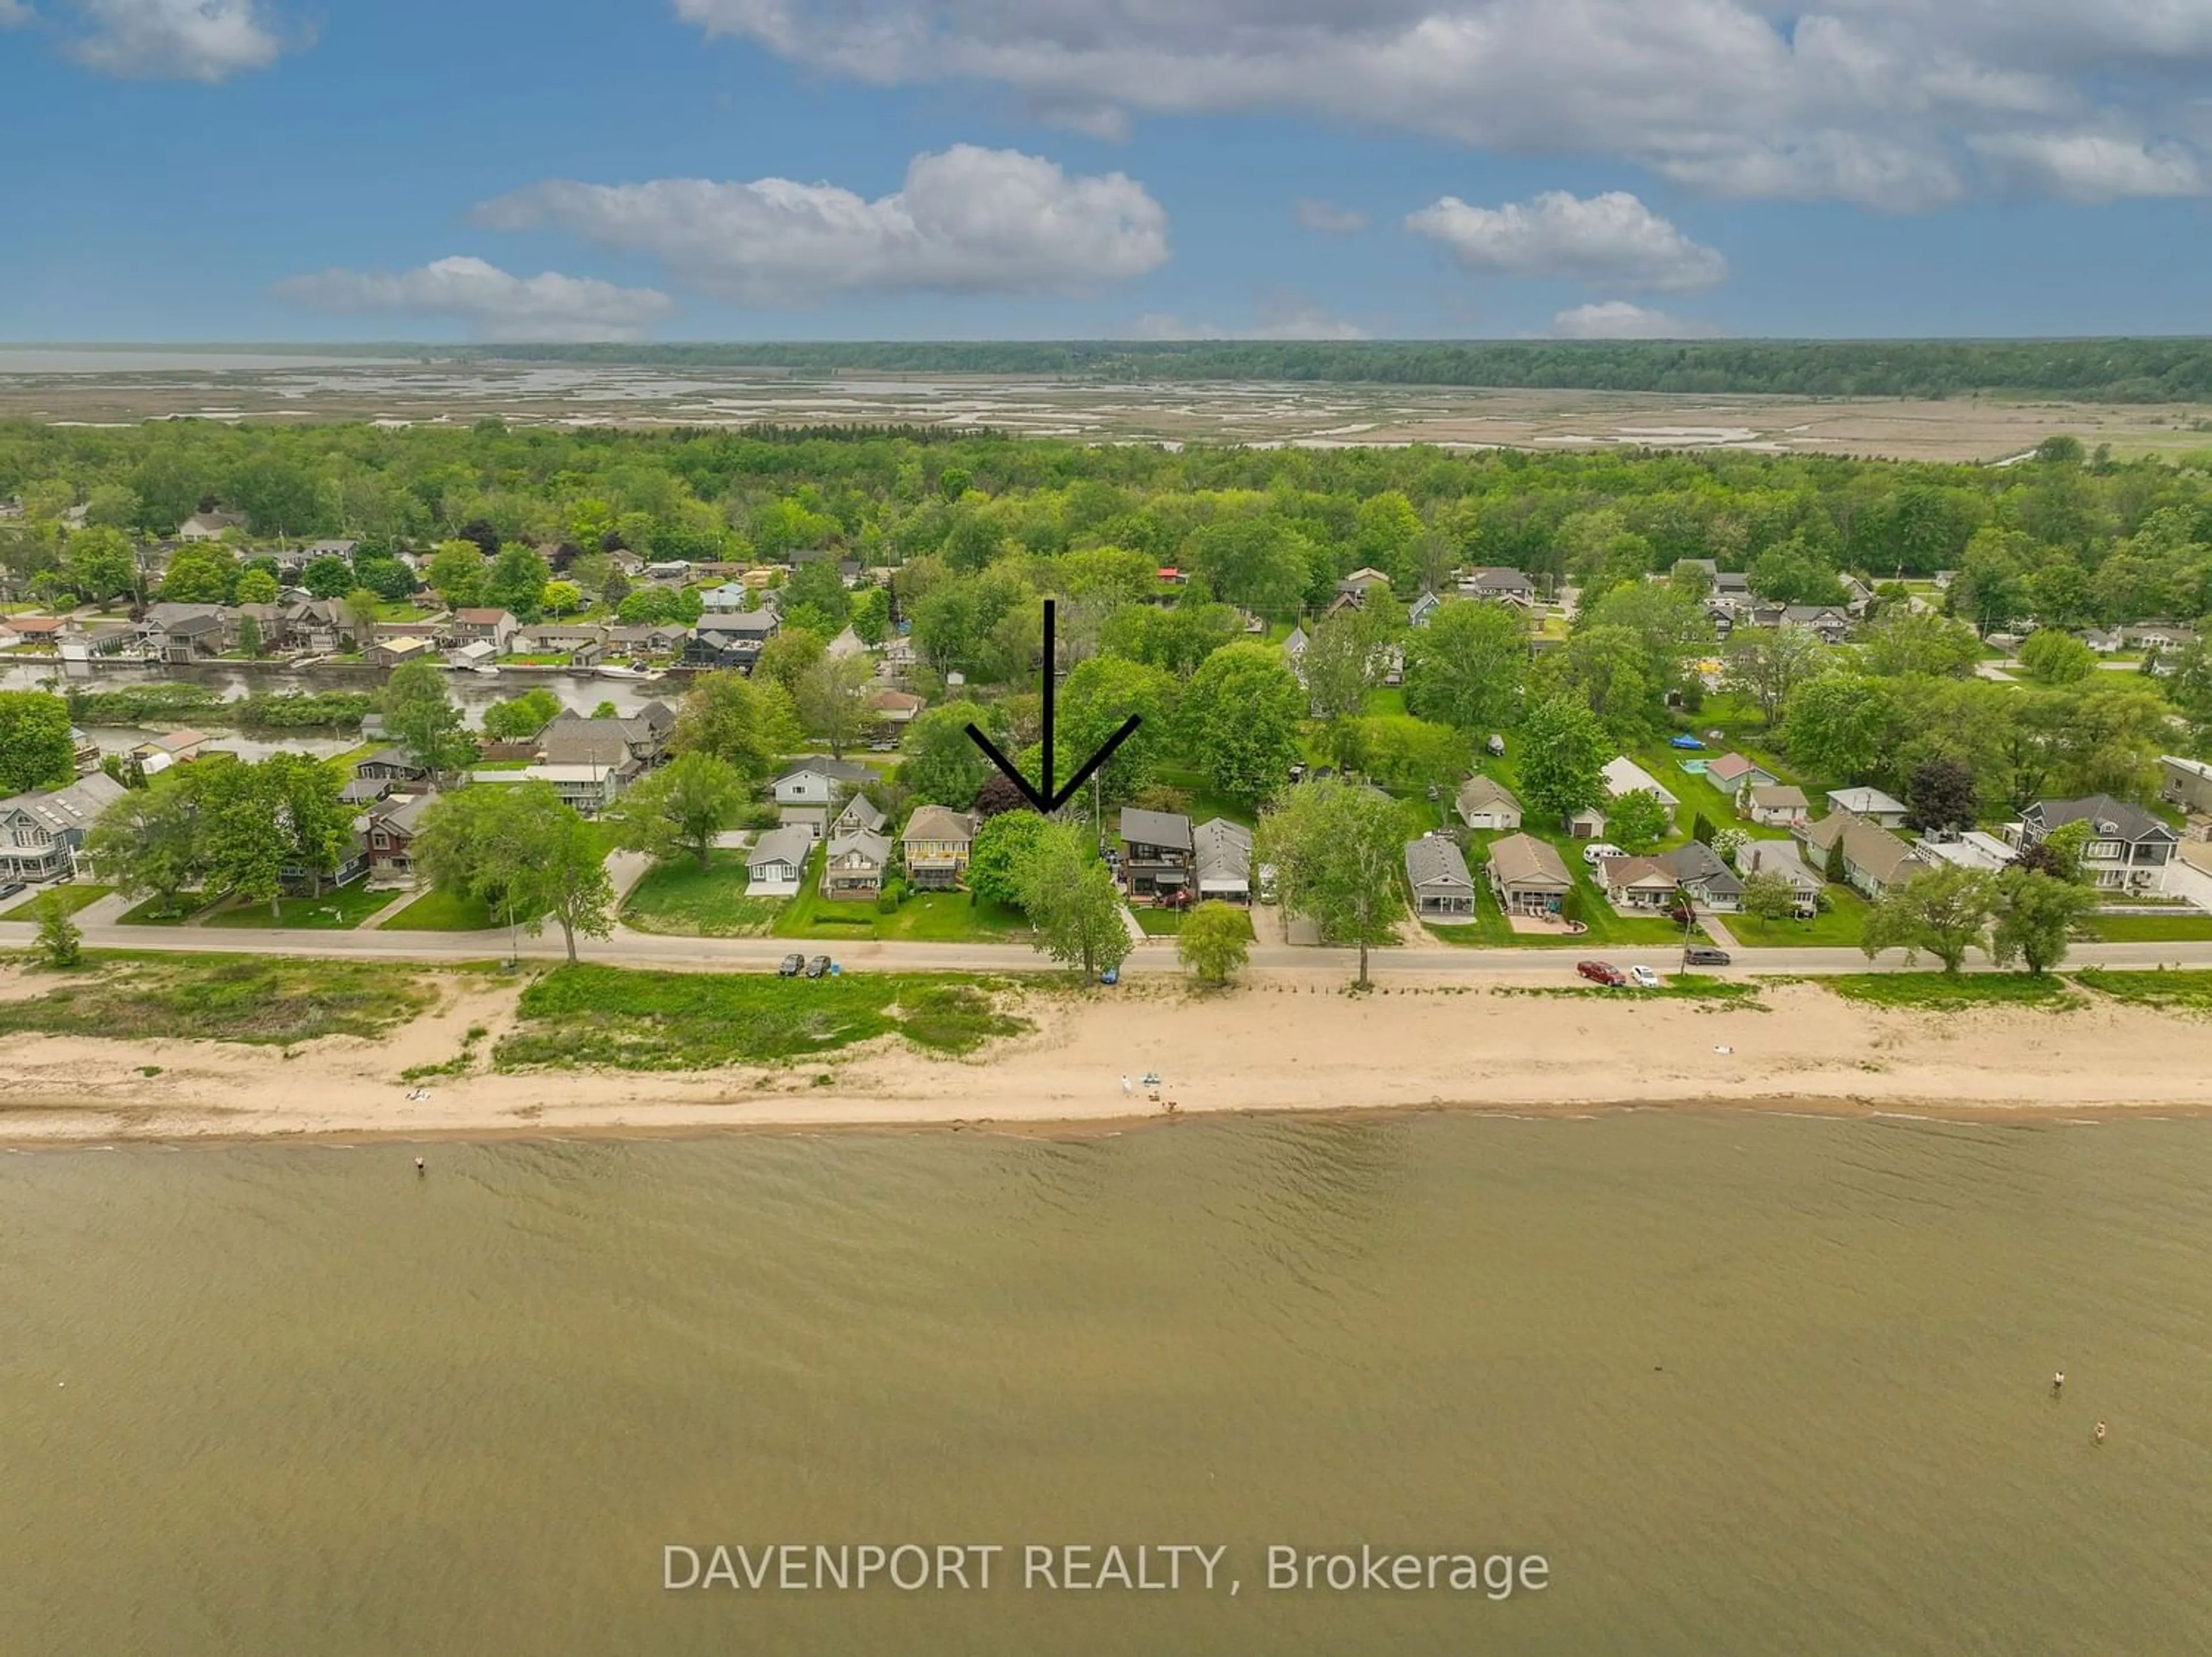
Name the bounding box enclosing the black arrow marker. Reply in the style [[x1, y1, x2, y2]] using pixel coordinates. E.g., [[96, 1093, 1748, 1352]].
[[966, 598, 1142, 814]]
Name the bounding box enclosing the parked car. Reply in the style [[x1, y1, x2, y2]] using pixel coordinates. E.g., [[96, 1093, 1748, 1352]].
[[1577, 960, 1628, 987], [1684, 945, 1732, 967], [804, 955, 832, 979], [1581, 841, 1624, 866], [777, 952, 805, 977], [1627, 965, 1662, 989], [1486, 734, 1506, 757], [0, 881, 24, 901]]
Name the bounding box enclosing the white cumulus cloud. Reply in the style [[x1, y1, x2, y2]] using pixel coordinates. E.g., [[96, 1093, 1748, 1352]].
[[1970, 130, 2205, 200], [1, 1, 34, 29], [473, 145, 1169, 305], [668, 0, 2212, 208], [65, 0, 288, 81], [272, 256, 674, 343], [1548, 301, 1725, 339], [1407, 189, 1726, 291], [1295, 198, 1368, 234]]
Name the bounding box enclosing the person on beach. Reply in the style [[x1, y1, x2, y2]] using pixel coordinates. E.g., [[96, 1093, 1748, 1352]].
[[415, 1157, 426, 1175], [2094, 1421, 2107, 1445], [1121, 1075, 1134, 1097], [2053, 1370, 2065, 1396]]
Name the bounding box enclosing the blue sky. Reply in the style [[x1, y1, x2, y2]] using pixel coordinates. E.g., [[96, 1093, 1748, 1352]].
[[5, 0, 2212, 342]]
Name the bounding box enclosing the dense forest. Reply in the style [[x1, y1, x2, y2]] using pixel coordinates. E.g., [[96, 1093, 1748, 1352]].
[[103, 338, 2212, 401]]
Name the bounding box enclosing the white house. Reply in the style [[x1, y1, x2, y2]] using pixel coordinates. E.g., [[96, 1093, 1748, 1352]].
[[1601, 756, 1680, 828], [1743, 784, 1809, 828], [0, 772, 126, 882], [1455, 775, 1523, 832], [746, 824, 815, 897], [1826, 786, 1908, 829], [770, 756, 874, 838]]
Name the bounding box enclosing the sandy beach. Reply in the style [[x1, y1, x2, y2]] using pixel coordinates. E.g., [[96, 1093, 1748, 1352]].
[[2, 971, 2207, 1146]]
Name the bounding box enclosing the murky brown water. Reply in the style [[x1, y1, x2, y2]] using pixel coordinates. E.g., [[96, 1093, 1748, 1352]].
[[5, 1112, 2209, 1654]]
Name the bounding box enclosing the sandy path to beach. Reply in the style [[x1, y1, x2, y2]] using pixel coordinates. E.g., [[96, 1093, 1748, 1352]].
[[1, 973, 2206, 1146]]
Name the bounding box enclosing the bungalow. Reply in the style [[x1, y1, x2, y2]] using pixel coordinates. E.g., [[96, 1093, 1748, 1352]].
[[606, 622, 691, 659], [140, 602, 233, 662], [1192, 817, 1254, 904], [685, 611, 778, 670], [1456, 775, 1524, 832], [1596, 855, 1680, 913], [470, 762, 624, 816], [1743, 784, 1809, 828], [901, 805, 976, 891], [451, 608, 520, 652], [540, 710, 668, 773], [745, 824, 815, 897], [1406, 835, 1477, 920], [131, 730, 208, 770], [1825, 786, 1908, 829], [448, 640, 498, 672], [59, 623, 137, 663], [1335, 567, 1394, 602], [367, 636, 437, 670], [699, 582, 753, 613], [1407, 589, 1443, 628], [0, 772, 125, 882], [1282, 625, 1309, 685], [772, 756, 874, 838], [1918, 831, 2020, 874], [1706, 753, 1777, 795], [1801, 812, 1925, 897], [2, 615, 78, 649], [1487, 832, 1574, 917], [1457, 567, 1536, 607], [1661, 839, 1743, 912], [868, 689, 925, 729], [2011, 795, 2177, 893], [2159, 756, 2212, 816], [823, 826, 891, 900], [355, 747, 430, 785], [1601, 756, 1680, 828], [1736, 840, 1821, 916], [177, 509, 245, 542], [1119, 807, 1194, 899]]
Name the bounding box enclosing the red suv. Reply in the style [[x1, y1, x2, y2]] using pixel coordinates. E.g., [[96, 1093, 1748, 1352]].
[[1577, 960, 1628, 987]]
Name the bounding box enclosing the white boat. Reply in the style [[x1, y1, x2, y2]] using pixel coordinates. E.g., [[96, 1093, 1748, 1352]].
[[600, 664, 665, 680], [472, 665, 501, 677]]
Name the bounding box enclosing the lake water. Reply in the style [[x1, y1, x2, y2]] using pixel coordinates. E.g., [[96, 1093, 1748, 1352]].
[[5, 1112, 2209, 1655]]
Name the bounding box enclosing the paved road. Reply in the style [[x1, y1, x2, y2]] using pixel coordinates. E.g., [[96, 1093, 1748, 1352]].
[[6, 915, 2211, 980]]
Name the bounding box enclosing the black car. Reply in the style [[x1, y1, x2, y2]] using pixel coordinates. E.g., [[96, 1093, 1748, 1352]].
[[804, 955, 832, 979], [777, 953, 805, 977], [0, 881, 24, 901], [1684, 945, 1732, 967]]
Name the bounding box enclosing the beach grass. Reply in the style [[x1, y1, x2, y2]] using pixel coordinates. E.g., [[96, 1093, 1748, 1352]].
[[769, 864, 1030, 945], [1813, 972, 2082, 1011], [0, 954, 438, 1045], [493, 964, 1033, 1070], [2073, 968, 2212, 1011]]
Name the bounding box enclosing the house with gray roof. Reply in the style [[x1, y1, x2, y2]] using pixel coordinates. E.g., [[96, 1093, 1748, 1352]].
[[1192, 817, 1253, 903], [746, 824, 815, 897], [823, 826, 891, 900], [0, 772, 125, 882], [1118, 807, 1194, 898], [1406, 835, 1476, 920], [1486, 832, 1573, 916], [2013, 795, 2178, 893]]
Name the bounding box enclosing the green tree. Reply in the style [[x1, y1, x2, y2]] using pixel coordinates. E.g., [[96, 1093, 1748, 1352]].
[[32, 888, 82, 969], [1721, 625, 1830, 724], [343, 587, 383, 650], [751, 627, 825, 696], [669, 671, 800, 790], [608, 751, 749, 869], [1183, 642, 1305, 809], [796, 652, 877, 759], [850, 587, 892, 644], [1860, 865, 1996, 973], [1300, 611, 1377, 767], [379, 659, 476, 779], [157, 546, 237, 604], [1516, 694, 1609, 828], [1255, 776, 1406, 987], [1859, 609, 1983, 678], [485, 544, 552, 621], [1904, 754, 1978, 833], [1605, 787, 1669, 853], [482, 687, 564, 742], [301, 555, 355, 598], [1056, 654, 1179, 798], [1988, 867, 2097, 975], [1178, 900, 1251, 986], [0, 691, 78, 795], [2017, 627, 2094, 684], [899, 701, 998, 807], [62, 526, 137, 603], [1403, 599, 1527, 735], [194, 759, 286, 917], [1018, 820, 1132, 980], [1740, 868, 1800, 923], [415, 783, 612, 963], [263, 752, 353, 905], [236, 614, 263, 658], [86, 780, 201, 916], [425, 541, 488, 610], [966, 809, 1050, 910], [1781, 673, 1901, 785], [540, 579, 584, 617], [234, 566, 280, 605]]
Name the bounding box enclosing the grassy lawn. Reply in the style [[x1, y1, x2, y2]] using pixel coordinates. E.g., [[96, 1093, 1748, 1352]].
[[1363, 687, 1408, 718], [116, 893, 206, 926], [378, 886, 499, 932], [622, 850, 783, 938], [1725, 887, 1873, 949], [767, 860, 1032, 945], [1129, 904, 1255, 939], [1813, 972, 2082, 1011], [0, 954, 439, 1045], [1422, 825, 1704, 950], [2074, 969, 2212, 1010], [1152, 765, 1259, 829], [0, 884, 112, 922], [2081, 912, 2212, 942], [199, 884, 395, 930], [494, 964, 1034, 1070]]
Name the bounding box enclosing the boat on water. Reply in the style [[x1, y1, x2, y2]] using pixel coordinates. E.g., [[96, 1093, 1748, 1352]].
[[472, 665, 501, 677], [598, 664, 665, 680]]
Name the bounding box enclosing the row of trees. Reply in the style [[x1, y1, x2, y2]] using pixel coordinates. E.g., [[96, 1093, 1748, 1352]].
[[87, 754, 353, 919]]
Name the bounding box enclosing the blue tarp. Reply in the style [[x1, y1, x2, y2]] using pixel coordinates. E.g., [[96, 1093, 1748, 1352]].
[[1668, 735, 1706, 749]]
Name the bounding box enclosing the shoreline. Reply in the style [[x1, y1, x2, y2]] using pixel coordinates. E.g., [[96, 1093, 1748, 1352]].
[[4, 975, 2211, 1148]]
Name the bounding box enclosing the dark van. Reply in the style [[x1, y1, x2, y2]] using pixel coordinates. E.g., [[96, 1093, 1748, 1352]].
[[1684, 945, 1732, 967]]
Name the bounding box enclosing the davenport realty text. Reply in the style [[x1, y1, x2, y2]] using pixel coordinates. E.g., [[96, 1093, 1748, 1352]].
[[662, 1543, 1551, 1598]]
